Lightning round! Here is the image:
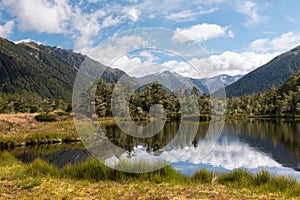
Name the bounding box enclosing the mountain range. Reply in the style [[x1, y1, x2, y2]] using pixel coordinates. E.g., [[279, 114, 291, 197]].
[[1, 36, 300, 99], [140, 71, 242, 94], [0, 37, 242, 99]]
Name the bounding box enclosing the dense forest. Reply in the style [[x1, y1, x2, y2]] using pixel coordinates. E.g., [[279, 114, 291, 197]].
[[0, 38, 81, 99], [0, 91, 71, 114], [92, 79, 208, 119], [91, 68, 300, 118], [227, 70, 300, 116], [1, 69, 300, 118]]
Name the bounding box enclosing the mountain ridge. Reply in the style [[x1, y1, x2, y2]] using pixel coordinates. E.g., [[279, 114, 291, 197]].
[[225, 45, 300, 97], [0, 38, 128, 99], [141, 70, 242, 94], [0, 37, 243, 99], [0, 37, 76, 99]]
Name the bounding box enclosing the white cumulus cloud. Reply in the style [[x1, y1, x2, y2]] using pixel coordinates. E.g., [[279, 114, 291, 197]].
[[250, 32, 300, 52], [88, 35, 149, 66], [172, 23, 233, 43], [124, 7, 141, 22], [71, 8, 105, 50], [189, 51, 277, 77], [0, 20, 14, 37], [2, 0, 72, 34]]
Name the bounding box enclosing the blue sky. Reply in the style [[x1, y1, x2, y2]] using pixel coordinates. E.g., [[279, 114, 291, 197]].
[[1, 0, 300, 78]]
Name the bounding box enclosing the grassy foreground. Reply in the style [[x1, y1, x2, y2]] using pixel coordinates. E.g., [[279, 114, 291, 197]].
[[0, 151, 299, 199]]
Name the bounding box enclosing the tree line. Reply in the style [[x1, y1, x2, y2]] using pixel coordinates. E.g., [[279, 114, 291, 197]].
[[0, 91, 71, 114], [92, 71, 300, 118], [227, 71, 300, 116], [1, 70, 300, 118]]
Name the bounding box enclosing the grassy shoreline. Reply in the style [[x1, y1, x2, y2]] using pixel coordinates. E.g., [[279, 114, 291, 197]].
[[1, 113, 300, 198], [1, 113, 300, 150], [0, 151, 299, 199], [0, 118, 80, 150]]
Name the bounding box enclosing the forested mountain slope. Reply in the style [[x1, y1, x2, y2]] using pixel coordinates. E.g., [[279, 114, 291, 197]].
[[226, 45, 300, 97]]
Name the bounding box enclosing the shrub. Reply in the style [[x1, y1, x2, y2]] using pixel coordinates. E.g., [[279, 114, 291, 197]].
[[35, 113, 57, 122]]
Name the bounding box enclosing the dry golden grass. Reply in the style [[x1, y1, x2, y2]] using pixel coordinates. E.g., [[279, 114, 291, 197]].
[[0, 117, 78, 148], [0, 178, 288, 200], [0, 113, 38, 126], [0, 114, 74, 135], [0, 121, 7, 132]]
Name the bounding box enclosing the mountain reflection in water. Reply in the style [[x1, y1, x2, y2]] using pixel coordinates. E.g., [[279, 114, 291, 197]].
[[10, 120, 300, 180]]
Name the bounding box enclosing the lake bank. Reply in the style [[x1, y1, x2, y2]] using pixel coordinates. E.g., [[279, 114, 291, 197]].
[[0, 114, 299, 150], [0, 151, 299, 199], [0, 118, 80, 150], [1, 113, 300, 199]]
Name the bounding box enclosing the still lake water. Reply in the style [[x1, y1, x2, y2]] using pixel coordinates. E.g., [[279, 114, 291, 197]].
[[11, 119, 300, 181]]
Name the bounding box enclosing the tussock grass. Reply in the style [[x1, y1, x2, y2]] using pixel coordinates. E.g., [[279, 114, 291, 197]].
[[0, 113, 37, 126], [14, 177, 41, 189], [0, 151, 22, 166], [63, 159, 111, 181], [217, 169, 299, 197], [0, 151, 299, 198], [191, 168, 214, 183], [218, 169, 253, 187], [0, 131, 79, 149], [57, 159, 188, 184], [25, 158, 60, 177], [0, 120, 13, 133], [25, 131, 79, 145], [0, 119, 79, 150], [110, 164, 189, 184]]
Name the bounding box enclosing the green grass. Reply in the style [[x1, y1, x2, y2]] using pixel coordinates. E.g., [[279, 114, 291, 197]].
[[217, 169, 300, 197], [14, 177, 41, 189], [62, 159, 188, 184], [25, 158, 60, 177], [0, 151, 23, 167], [191, 168, 214, 184], [25, 131, 80, 145], [63, 159, 111, 181], [0, 132, 80, 150], [0, 151, 299, 198]]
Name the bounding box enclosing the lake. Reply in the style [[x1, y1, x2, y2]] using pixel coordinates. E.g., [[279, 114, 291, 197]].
[[10, 119, 300, 181]]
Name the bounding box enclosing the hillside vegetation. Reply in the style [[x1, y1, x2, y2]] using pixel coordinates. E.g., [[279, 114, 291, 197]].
[[2, 69, 300, 118], [0, 38, 80, 99], [227, 69, 300, 116], [1, 36, 300, 118], [226, 45, 300, 97]]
